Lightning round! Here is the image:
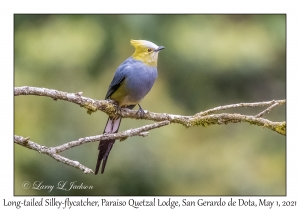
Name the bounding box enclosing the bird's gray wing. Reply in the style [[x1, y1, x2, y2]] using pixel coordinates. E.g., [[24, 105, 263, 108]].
[[105, 59, 132, 99]]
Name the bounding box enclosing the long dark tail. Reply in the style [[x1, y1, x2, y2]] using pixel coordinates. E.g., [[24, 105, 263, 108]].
[[95, 117, 122, 174]]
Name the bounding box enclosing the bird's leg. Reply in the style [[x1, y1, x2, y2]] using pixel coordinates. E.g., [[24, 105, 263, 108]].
[[136, 104, 145, 118], [116, 105, 122, 115]]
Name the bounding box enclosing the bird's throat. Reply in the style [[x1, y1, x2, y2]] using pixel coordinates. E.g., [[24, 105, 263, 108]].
[[132, 53, 158, 67]]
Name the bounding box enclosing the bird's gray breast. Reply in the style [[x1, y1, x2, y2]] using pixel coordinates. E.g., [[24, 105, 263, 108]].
[[124, 64, 158, 102]]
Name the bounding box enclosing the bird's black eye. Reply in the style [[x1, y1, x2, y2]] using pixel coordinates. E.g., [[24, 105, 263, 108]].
[[147, 48, 152, 52]]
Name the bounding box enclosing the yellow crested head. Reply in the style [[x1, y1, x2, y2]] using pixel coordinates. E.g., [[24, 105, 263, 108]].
[[130, 40, 165, 66]]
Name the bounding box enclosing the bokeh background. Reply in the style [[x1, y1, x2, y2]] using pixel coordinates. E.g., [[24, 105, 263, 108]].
[[14, 14, 286, 196]]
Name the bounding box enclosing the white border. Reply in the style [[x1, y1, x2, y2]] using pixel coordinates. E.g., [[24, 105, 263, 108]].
[[2, 0, 299, 209]]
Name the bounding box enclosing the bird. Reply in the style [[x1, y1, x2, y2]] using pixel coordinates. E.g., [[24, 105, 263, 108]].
[[95, 39, 165, 174]]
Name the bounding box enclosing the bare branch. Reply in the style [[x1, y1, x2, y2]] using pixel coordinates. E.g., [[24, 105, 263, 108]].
[[14, 135, 93, 174], [14, 86, 286, 135], [53, 120, 170, 153], [14, 86, 110, 115], [14, 121, 170, 173]]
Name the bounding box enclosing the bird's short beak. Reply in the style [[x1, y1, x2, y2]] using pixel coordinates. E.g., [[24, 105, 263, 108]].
[[155, 46, 165, 52]]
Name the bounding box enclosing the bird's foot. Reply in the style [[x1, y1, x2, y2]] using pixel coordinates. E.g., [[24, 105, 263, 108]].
[[136, 104, 145, 118]]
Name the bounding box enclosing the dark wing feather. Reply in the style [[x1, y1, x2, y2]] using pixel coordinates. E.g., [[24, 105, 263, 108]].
[[105, 77, 125, 99], [105, 58, 136, 99]]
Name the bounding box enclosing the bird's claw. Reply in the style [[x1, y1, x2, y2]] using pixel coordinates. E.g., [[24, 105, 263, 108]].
[[136, 104, 145, 118]]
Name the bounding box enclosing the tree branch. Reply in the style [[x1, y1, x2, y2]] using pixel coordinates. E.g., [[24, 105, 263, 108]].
[[14, 86, 286, 173], [14, 135, 93, 174], [14, 121, 170, 173]]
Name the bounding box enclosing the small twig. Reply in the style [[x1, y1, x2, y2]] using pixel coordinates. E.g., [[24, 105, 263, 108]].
[[255, 102, 281, 118], [197, 100, 286, 116]]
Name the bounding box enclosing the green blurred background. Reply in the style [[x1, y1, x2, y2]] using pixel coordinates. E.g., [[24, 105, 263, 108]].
[[14, 14, 286, 196]]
